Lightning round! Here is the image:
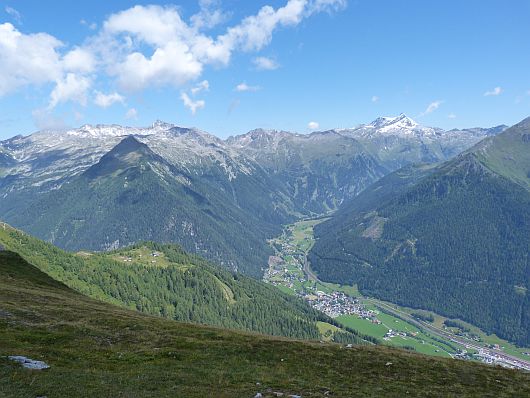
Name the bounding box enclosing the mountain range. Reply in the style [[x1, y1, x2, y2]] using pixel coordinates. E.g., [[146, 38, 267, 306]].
[[309, 117, 530, 346], [0, 115, 505, 275]]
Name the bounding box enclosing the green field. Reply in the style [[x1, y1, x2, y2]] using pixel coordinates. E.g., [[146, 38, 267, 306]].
[[374, 299, 530, 362], [316, 321, 341, 341], [337, 313, 454, 358]]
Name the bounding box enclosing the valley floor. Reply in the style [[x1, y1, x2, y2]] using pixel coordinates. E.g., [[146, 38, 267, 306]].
[[264, 219, 530, 370]]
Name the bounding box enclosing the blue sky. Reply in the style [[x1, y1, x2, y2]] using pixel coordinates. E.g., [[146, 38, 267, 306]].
[[1, 0, 529, 139]]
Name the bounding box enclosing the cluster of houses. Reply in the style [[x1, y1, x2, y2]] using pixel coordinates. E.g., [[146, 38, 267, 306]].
[[453, 349, 530, 370], [383, 329, 417, 341], [304, 291, 372, 319], [117, 251, 161, 264], [473, 350, 530, 370]]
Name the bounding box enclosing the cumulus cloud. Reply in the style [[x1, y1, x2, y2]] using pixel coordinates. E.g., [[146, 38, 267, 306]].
[[371, 95, 379, 103], [235, 82, 261, 92], [484, 86, 503, 96], [191, 80, 209, 95], [0, 23, 95, 111], [125, 108, 138, 120], [94, 91, 125, 108], [308, 121, 319, 130], [448, 113, 457, 119], [49, 73, 91, 109], [181, 92, 205, 115], [63, 47, 96, 73], [253, 56, 279, 70], [191, 0, 228, 30], [99, 1, 344, 88], [0, 23, 63, 95], [110, 42, 203, 92], [0, 1, 347, 111]]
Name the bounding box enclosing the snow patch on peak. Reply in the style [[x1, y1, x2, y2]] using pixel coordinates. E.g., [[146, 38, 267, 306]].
[[369, 113, 418, 129], [152, 120, 173, 129]]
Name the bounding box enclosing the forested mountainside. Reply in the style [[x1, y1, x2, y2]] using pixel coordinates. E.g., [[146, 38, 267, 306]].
[[3, 250, 529, 397], [0, 115, 503, 274], [310, 117, 530, 346], [0, 222, 366, 343]]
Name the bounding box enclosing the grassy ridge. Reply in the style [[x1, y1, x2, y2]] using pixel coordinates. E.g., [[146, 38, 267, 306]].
[[0, 223, 361, 342], [2, 251, 530, 397]]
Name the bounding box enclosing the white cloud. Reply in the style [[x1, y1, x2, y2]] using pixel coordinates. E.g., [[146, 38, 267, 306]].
[[0, 1, 346, 108], [99, 1, 344, 88], [0, 23, 63, 95], [484, 86, 503, 96], [309, 0, 348, 13], [191, 0, 228, 30], [371, 95, 379, 103], [253, 56, 279, 70], [63, 47, 96, 73], [308, 121, 319, 130], [221, 1, 306, 53], [235, 82, 260, 92], [94, 91, 125, 108], [80, 19, 97, 30], [180, 92, 205, 115], [125, 108, 138, 120], [0, 23, 95, 109], [448, 113, 457, 119], [191, 80, 209, 95], [5, 6, 22, 24], [49, 73, 91, 109], [111, 42, 203, 92], [420, 100, 443, 116]]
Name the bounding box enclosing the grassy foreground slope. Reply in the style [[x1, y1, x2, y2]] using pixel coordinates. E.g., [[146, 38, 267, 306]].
[[1, 252, 530, 397]]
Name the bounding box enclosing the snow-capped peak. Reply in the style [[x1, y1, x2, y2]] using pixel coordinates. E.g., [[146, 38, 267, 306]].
[[152, 120, 174, 129], [369, 113, 418, 129]]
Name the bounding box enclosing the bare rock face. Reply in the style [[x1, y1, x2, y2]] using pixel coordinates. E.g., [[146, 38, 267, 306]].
[[8, 355, 50, 370]]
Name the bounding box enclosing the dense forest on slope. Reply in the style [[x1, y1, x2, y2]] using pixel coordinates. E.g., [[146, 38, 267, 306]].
[[0, 222, 367, 343], [3, 251, 528, 397], [310, 118, 530, 346]]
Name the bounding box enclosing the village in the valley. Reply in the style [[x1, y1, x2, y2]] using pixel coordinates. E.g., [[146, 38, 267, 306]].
[[265, 252, 379, 321], [264, 220, 530, 372]]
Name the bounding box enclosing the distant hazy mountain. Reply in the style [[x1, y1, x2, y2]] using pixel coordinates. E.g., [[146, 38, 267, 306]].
[[333, 113, 507, 169], [0, 115, 505, 274], [227, 128, 387, 213], [310, 117, 530, 345]]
